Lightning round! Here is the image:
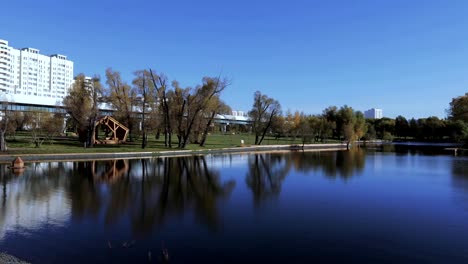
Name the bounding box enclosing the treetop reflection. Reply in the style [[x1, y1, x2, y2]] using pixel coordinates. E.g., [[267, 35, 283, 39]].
[[0, 150, 366, 238]]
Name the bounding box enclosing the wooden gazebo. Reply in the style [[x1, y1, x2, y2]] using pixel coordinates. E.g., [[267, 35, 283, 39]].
[[94, 116, 129, 144]]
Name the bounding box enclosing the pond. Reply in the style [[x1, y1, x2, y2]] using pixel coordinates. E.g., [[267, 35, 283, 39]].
[[1, 147, 468, 263]]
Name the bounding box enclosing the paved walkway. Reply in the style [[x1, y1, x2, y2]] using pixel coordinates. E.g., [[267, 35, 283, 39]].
[[0, 143, 348, 163]]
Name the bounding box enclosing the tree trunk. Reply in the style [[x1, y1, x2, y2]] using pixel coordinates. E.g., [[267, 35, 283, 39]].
[[181, 110, 201, 149], [199, 111, 216, 147], [176, 100, 186, 148], [87, 121, 96, 148], [127, 114, 133, 142], [164, 128, 168, 147], [0, 130, 6, 152], [258, 112, 275, 145], [142, 132, 147, 149], [141, 105, 146, 149], [163, 100, 172, 148]]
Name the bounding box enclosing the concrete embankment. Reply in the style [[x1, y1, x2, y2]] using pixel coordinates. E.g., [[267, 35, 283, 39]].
[[0, 143, 348, 163]]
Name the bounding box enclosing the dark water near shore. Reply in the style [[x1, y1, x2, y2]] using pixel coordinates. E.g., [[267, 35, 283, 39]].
[[2, 147, 468, 263]]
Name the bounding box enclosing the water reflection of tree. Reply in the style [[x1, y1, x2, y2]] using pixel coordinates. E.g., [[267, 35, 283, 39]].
[[288, 148, 365, 179], [69, 162, 103, 219], [1, 164, 9, 218], [245, 154, 291, 205], [0, 162, 72, 205], [69, 156, 235, 235], [130, 156, 235, 234], [451, 159, 468, 210]]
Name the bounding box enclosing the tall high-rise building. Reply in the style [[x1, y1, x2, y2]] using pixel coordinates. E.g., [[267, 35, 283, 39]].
[[0, 39, 73, 105], [364, 108, 383, 119]]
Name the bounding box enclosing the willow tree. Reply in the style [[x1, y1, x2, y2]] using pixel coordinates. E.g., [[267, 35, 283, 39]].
[[63, 74, 103, 147], [337, 105, 367, 149], [249, 91, 281, 145], [179, 77, 228, 148]]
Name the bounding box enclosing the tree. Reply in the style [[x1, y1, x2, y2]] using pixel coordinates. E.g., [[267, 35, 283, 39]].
[[322, 106, 338, 139], [337, 106, 366, 148], [169, 80, 189, 148], [408, 118, 418, 139], [149, 69, 172, 148], [193, 77, 231, 147], [448, 93, 468, 122], [29, 111, 64, 147], [297, 113, 314, 146], [354, 111, 367, 142], [447, 120, 468, 142], [338, 105, 356, 145], [364, 122, 377, 140], [11, 111, 33, 131], [106, 68, 137, 141], [395, 115, 409, 139], [199, 96, 231, 147], [169, 77, 228, 148], [424, 116, 445, 140], [249, 91, 281, 145], [63, 74, 103, 147], [132, 70, 156, 149], [0, 101, 9, 151], [374, 118, 395, 139]]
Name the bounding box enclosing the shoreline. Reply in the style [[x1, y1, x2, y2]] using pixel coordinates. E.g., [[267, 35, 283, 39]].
[[0, 143, 348, 163]]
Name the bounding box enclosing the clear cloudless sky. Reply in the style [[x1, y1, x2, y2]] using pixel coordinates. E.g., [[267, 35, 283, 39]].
[[2, 0, 468, 118]]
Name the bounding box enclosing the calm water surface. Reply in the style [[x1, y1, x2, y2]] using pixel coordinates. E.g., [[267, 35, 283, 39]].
[[2, 148, 468, 263]]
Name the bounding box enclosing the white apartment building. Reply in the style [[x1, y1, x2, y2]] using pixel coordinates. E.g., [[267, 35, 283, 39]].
[[364, 108, 383, 119], [0, 39, 73, 106]]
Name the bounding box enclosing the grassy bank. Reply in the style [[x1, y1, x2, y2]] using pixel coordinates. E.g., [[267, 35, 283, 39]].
[[2, 132, 327, 155]]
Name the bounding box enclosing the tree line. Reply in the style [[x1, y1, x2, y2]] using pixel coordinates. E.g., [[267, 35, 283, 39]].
[[1, 68, 468, 151], [249, 104, 468, 146], [64, 68, 231, 149]]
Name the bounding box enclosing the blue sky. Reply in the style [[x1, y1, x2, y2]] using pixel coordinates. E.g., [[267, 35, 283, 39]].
[[2, 0, 468, 118]]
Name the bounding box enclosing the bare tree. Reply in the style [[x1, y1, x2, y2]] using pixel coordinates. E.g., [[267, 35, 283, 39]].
[[169, 81, 189, 148], [133, 70, 156, 148], [29, 110, 65, 147], [149, 69, 172, 148]]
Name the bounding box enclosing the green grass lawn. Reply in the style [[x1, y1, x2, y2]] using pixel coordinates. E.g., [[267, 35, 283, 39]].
[[2, 132, 317, 155]]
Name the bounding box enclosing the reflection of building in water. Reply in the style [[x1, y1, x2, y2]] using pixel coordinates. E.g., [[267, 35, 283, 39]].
[[207, 154, 249, 169], [0, 180, 70, 240], [91, 159, 129, 183]]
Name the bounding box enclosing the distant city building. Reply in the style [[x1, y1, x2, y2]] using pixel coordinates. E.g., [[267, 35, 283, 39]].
[[231, 110, 248, 117], [364, 108, 383, 119], [0, 39, 74, 106]]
